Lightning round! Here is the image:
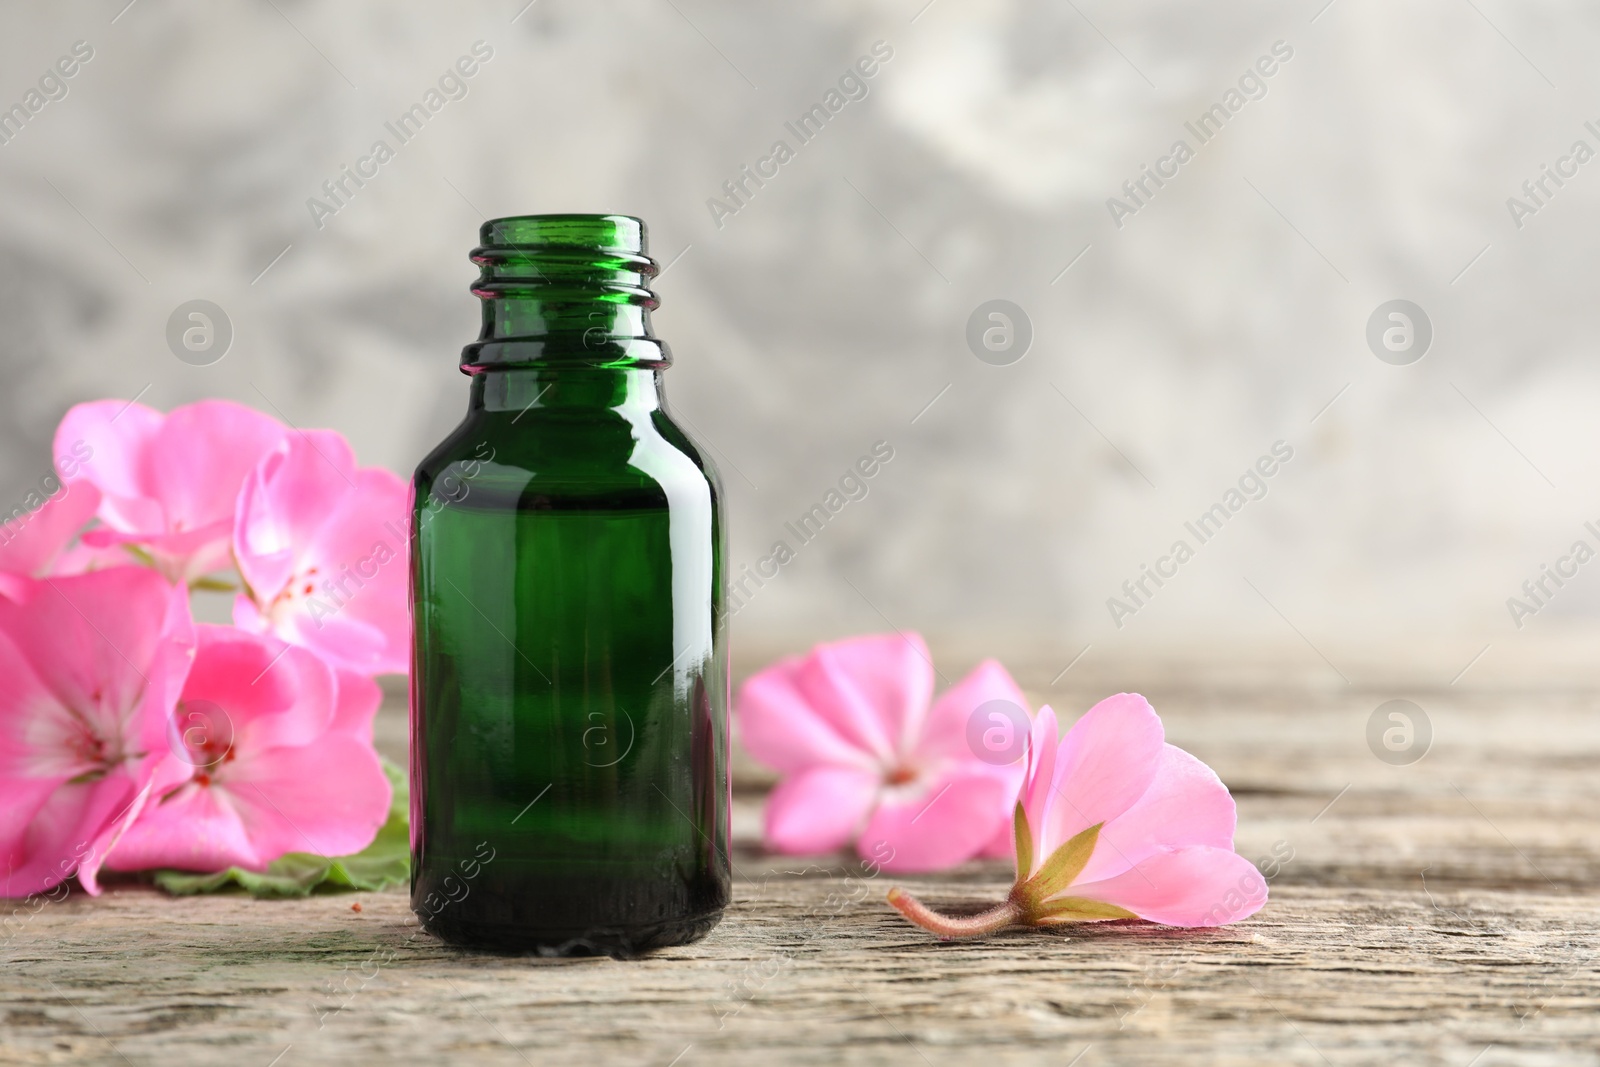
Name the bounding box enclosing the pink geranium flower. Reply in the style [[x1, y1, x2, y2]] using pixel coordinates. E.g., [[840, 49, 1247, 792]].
[[106, 625, 391, 873], [737, 632, 1029, 873], [888, 695, 1268, 936], [55, 399, 288, 583], [232, 431, 409, 677], [0, 567, 194, 897]]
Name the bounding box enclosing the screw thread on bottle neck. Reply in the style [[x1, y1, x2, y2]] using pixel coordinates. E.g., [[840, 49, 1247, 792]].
[[461, 214, 669, 374]]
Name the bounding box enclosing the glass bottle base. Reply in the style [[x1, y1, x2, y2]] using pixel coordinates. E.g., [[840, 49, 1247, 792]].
[[419, 908, 724, 958]]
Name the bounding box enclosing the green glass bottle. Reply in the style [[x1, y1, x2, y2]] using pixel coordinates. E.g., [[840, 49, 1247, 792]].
[[409, 215, 729, 955]]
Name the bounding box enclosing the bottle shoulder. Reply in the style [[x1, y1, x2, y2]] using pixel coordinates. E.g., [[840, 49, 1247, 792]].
[[413, 408, 722, 511], [651, 407, 725, 496]]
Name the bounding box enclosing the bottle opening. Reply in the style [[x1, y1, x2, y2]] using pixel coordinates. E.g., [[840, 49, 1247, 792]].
[[481, 214, 648, 254]]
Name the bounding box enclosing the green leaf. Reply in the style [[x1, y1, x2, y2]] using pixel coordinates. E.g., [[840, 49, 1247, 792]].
[[1023, 822, 1102, 901], [1033, 896, 1138, 924], [152, 759, 409, 898], [1012, 802, 1032, 885]]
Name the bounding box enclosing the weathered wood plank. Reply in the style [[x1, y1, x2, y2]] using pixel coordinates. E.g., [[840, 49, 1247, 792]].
[[5, 660, 1599, 1065], [4, 880, 1597, 1066]]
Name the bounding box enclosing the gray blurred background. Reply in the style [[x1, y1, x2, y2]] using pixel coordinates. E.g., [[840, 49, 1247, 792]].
[[4, 0, 1598, 683]]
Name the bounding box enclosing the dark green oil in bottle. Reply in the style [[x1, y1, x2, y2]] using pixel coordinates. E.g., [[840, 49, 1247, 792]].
[[409, 215, 729, 955]]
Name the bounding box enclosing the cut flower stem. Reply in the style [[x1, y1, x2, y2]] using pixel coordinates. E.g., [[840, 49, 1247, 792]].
[[885, 888, 1024, 939]]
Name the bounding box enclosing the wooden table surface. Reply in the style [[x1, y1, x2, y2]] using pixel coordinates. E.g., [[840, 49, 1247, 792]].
[[5, 649, 1599, 1066]]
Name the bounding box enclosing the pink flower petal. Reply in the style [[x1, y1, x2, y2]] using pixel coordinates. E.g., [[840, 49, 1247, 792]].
[[0, 568, 190, 755], [54, 399, 165, 533], [222, 732, 392, 860], [914, 658, 1029, 764], [743, 639, 1032, 876], [0, 483, 101, 578], [330, 668, 383, 742], [977, 817, 1016, 859], [180, 627, 336, 754], [109, 625, 392, 873], [281, 608, 396, 674], [56, 399, 288, 581], [1018, 706, 1060, 870], [146, 400, 290, 536], [0, 776, 65, 894], [233, 430, 358, 598], [1076, 744, 1239, 884], [763, 765, 879, 855], [107, 762, 262, 871], [859, 769, 1015, 874], [0, 567, 192, 896], [0, 766, 151, 897], [234, 436, 409, 676], [790, 632, 935, 765], [1041, 693, 1164, 859], [82, 520, 237, 581], [47, 539, 135, 576], [292, 469, 409, 674], [0, 631, 76, 781], [75, 772, 164, 894], [977, 712, 1055, 865], [230, 593, 268, 631], [1069, 845, 1268, 926], [737, 656, 874, 774]]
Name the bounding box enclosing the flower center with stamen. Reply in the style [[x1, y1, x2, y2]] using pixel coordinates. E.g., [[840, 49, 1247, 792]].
[[268, 564, 322, 615], [66, 719, 110, 767]]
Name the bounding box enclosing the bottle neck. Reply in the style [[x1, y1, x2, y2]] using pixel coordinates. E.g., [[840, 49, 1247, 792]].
[[461, 215, 669, 373], [470, 367, 664, 417], [481, 296, 651, 347]]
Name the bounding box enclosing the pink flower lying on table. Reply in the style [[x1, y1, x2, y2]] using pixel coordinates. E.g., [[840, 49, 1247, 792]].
[[737, 632, 1029, 873], [887, 695, 1268, 936], [106, 625, 391, 873], [55, 399, 288, 583], [232, 431, 410, 677], [0, 567, 194, 897]]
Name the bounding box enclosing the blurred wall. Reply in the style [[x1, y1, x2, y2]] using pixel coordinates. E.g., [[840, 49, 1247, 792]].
[[2, 0, 1597, 674]]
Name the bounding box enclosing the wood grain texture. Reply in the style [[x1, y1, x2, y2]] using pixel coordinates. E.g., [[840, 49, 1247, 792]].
[[4, 658, 1599, 1066]]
